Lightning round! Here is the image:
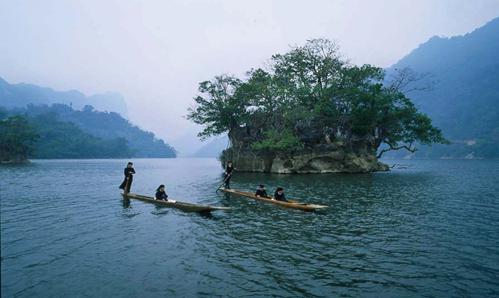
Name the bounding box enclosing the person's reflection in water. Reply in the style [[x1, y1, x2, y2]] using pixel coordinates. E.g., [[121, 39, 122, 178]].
[[153, 204, 169, 215], [199, 211, 214, 219], [122, 197, 131, 209]]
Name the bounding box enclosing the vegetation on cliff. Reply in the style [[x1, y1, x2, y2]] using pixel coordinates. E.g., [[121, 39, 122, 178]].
[[0, 112, 38, 162], [187, 39, 446, 169]]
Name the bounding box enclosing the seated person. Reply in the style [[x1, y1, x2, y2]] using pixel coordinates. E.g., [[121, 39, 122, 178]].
[[273, 187, 287, 202], [255, 184, 269, 198], [155, 184, 169, 201]]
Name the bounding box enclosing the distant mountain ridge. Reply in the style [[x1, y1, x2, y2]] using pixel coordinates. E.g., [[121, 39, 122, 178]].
[[387, 17, 499, 158], [6, 104, 176, 158], [0, 77, 129, 117]]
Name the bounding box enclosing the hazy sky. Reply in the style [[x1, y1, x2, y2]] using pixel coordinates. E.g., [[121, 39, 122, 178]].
[[1, 0, 498, 154]]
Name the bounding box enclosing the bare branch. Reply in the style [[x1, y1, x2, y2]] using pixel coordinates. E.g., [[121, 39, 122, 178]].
[[377, 140, 417, 158], [387, 67, 435, 94]]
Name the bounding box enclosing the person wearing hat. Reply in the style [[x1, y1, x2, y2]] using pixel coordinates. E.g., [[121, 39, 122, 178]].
[[255, 184, 269, 198], [155, 184, 169, 201], [273, 187, 287, 202], [119, 162, 135, 194]]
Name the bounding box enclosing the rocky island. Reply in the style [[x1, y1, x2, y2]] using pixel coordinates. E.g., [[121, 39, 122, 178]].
[[188, 39, 446, 173]]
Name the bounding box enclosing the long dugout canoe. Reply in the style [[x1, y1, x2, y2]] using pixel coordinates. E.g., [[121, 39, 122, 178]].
[[122, 193, 231, 213], [219, 188, 328, 211]]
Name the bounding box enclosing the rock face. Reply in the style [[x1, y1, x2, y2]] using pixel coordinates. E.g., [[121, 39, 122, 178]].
[[220, 117, 389, 174], [272, 152, 388, 173], [220, 124, 389, 173], [221, 148, 388, 173]]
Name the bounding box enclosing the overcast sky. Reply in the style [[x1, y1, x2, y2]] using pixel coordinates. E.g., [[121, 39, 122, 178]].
[[1, 0, 498, 154]]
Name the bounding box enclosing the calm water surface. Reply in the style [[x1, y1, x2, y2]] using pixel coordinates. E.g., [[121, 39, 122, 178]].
[[1, 158, 499, 297]]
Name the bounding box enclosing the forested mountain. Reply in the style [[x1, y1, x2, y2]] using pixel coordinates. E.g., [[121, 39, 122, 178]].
[[0, 77, 129, 117], [2, 104, 176, 159], [27, 113, 133, 159], [387, 17, 499, 158], [1, 109, 132, 160]]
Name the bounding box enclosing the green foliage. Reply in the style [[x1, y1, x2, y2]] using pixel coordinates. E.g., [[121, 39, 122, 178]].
[[0, 115, 38, 162], [17, 104, 176, 158], [0, 107, 8, 120], [187, 75, 248, 140], [27, 112, 133, 159], [252, 129, 302, 152], [188, 39, 447, 157]]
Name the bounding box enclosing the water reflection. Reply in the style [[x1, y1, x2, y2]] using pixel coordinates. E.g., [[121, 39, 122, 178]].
[[1, 159, 498, 297], [121, 197, 131, 209]]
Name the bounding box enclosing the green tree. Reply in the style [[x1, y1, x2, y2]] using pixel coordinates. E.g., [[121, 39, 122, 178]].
[[0, 115, 39, 162], [187, 75, 248, 140], [187, 39, 447, 157], [251, 128, 302, 152]]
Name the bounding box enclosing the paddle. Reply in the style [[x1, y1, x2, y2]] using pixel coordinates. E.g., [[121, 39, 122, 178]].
[[216, 173, 232, 192], [124, 176, 130, 194], [124, 168, 134, 194]]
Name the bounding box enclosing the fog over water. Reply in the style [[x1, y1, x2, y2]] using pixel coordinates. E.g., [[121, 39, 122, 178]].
[[1, 0, 498, 154]]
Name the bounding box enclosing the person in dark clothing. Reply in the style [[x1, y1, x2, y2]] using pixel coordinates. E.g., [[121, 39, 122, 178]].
[[255, 184, 269, 198], [224, 161, 234, 189], [155, 185, 169, 201], [119, 162, 135, 194], [273, 187, 287, 202]]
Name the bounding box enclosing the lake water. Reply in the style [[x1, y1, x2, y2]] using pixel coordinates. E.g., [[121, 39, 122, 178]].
[[1, 158, 499, 297]]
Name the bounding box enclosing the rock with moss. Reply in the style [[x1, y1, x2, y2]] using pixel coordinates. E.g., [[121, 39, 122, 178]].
[[220, 125, 389, 173]]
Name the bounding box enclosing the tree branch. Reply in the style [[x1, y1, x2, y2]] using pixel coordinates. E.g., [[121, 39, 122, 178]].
[[377, 141, 417, 158], [388, 68, 434, 94]]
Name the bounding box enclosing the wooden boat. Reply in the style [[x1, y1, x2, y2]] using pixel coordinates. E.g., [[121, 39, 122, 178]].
[[122, 193, 230, 213], [219, 188, 328, 211]]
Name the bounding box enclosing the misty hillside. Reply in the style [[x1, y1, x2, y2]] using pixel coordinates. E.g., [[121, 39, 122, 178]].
[[4, 104, 176, 158], [191, 136, 229, 158], [387, 17, 499, 158], [0, 77, 129, 117]]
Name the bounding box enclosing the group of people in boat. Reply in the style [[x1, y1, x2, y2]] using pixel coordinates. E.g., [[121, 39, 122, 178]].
[[224, 161, 288, 202], [254, 184, 287, 202], [120, 160, 287, 202]]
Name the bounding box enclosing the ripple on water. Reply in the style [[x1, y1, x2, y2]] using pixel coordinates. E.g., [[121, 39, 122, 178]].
[[1, 158, 499, 297]]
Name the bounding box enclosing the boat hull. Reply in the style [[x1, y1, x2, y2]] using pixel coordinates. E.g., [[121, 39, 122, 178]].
[[122, 193, 230, 213], [219, 188, 328, 211]]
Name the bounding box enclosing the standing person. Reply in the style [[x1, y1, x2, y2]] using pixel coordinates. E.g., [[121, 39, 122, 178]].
[[273, 187, 287, 202], [224, 161, 234, 189], [119, 162, 135, 194], [255, 184, 269, 198]]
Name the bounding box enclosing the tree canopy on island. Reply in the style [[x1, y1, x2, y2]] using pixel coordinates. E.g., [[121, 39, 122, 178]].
[[187, 39, 447, 157]]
